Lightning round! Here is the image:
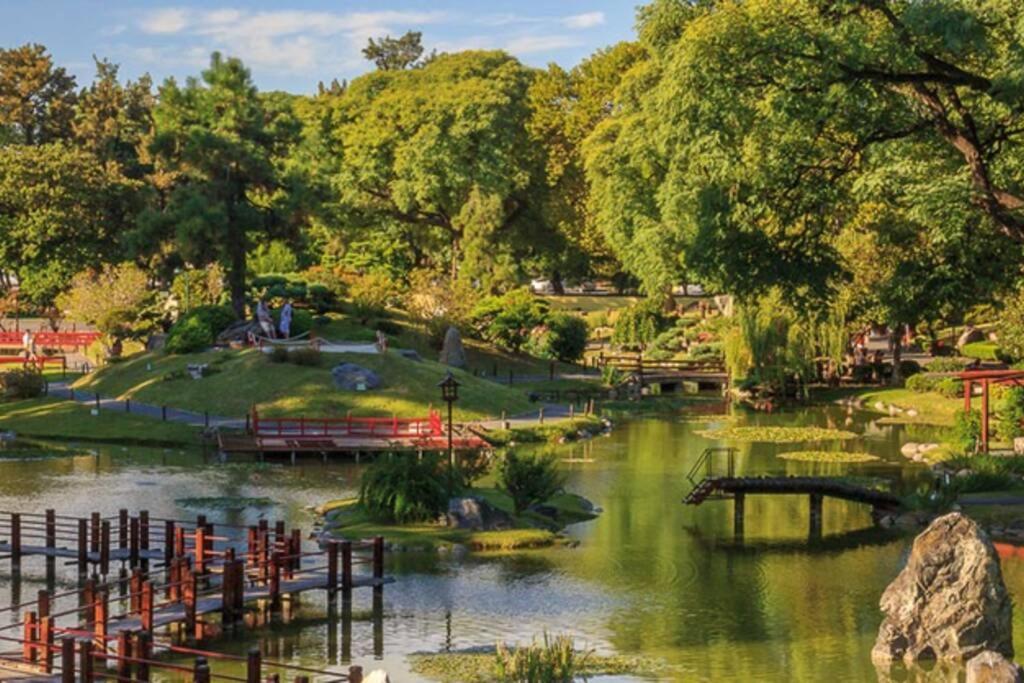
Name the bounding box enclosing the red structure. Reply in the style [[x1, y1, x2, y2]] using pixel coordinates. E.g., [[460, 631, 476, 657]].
[[252, 407, 443, 438], [959, 369, 1024, 452], [0, 331, 100, 349]]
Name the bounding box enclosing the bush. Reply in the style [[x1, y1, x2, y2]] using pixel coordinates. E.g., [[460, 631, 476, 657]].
[[165, 305, 236, 354], [950, 409, 982, 454], [688, 342, 724, 361], [307, 284, 334, 314], [997, 386, 1024, 441], [268, 347, 289, 363], [905, 373, 961, 396], [0, 369, 44, 399], [350, 273, 400, 322], [472, 289, 550, 352], [926, 358, 967, 373], [962, 341, 1007, 362], [898, 360, 922, 377], [935, 377, 964, 398], [1000, 289, 1024, 361], [375, 319, 403, 337], [905, 374, 935, 393], [288, 348, 322, 367], [524, 313, 589, 363], [611, 300, 666, 349], [498, 452, 565, 514], [359, 455, 448, 524]]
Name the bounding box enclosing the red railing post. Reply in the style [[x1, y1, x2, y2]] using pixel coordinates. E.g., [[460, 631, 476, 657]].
[[195, 525, 206, 575], [41, 616, 53, 673], [247, 648, 261, 683], [23, 610, 37, 662], [141, 580, 154, 631], [116, 630, 132, 681], [79, 638, 93, 683], [136, 631, 152, 681], [93, 587, 108, 649], [60, 637, 75, 683]]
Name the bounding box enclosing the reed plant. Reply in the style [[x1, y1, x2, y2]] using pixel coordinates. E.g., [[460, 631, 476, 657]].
[[494, 632, 592, 682]]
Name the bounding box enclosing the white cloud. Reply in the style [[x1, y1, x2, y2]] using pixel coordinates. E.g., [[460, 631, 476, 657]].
[[505, 35, 585, 54], [562, 12, 605, 29], [139, 8, 190, 35]]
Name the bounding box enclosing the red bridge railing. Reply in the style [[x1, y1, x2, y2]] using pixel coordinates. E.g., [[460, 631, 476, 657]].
[[252, 407, 444, 438], [0, 331, 100, 349]]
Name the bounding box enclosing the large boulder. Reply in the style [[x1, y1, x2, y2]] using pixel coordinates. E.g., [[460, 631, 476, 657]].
[[968, 652, 1023, 683], [872, 513, 1013, 666], [446, 496, 512, 531], [331, 363, 381, 391], [959, 326, 987, 350], [439, 326, 467, 368]]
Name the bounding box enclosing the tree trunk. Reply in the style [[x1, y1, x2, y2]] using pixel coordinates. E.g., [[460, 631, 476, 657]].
[[225, 178, 246, 319], [890, 326, 903, 386]]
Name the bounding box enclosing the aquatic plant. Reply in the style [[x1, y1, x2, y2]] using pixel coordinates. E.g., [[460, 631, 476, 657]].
[[494, 632, 591, 683], [696, 426, 857, 443], [498, 452, 565, 514], [359, 454, 448, 524], [175, 496, 274, 510], [777, 451, 879, 463]]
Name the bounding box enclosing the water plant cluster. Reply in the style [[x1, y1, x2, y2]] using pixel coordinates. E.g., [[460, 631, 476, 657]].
[[777, 451, 879, 463], [696, 426, 858, 443]]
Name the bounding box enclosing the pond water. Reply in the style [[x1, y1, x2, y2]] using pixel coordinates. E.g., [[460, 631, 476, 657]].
[[0, 404, 1017, 681]]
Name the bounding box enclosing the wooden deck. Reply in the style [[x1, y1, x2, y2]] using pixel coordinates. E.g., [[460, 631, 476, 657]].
[[684, 476, 902, 509], [218, 432, 490, 454]]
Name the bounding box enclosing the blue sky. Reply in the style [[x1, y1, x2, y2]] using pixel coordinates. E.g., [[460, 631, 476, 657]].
[[1, 1, 637, 93]]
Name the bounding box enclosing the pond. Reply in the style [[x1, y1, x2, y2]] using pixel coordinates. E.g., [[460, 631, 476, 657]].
[[0, 403, 1016, 681]]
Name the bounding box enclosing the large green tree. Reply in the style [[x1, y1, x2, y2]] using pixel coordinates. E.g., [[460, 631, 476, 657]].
[[329, 51, 552, 290], [587, 0, 1024, 301], [137, 53, 292, 316], [0, 44, 77, 145]]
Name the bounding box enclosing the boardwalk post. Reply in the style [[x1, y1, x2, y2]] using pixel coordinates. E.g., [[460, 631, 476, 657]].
[[140, 510, 150, 565], [38, 589, 50, 619], [195, 525, 207, 575], [290, 528, 302, 578], [77, 518, 88, 574], [45, 508, 56, 578], [373, 536, 384, 582], [130, 569, 142, 612], [184, 566, 197, 637], [247, 526, 258, 564], [79, 638, 93, 683], [349, 665, 364, 683], [116, 630, 132, 681], [60, 637, 75, 683], [247, 648, 261, 683], [809, 493, 823, 537], [82, 578, 95, 628], [174, 526, 186, 560], [136, 631, 152, 681], [164, 520, 175, 565], [41, 615, 53, 673], [100, 520, 110, 576], [94, 587, 108, 648], [194, 656, 211, 683], [141, 580, 154, 631], [270, 552, 282, 608], [10, 512, 20, 565], [23, 611, 37, 662], [90, 512, 100, 553], [118, 508, 128, 550], [341, 541, 353, 591], [130, 516, 140, 566], [733, 493, 745, 538], [327, 542, 338, 593], [222, 549, 236, 625]]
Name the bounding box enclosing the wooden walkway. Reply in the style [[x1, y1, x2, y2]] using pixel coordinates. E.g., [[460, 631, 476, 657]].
[[595, 354, 729, 390]]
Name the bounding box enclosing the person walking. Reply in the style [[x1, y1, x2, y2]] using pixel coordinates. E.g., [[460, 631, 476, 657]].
[[279, 301, 293, 339], [256, 299, 276, 339]]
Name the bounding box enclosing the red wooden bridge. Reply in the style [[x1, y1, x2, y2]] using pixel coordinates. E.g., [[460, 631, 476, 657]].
[[0, 331, 100, 350], [218, 407, 490, 456], [0, 508, 389, 681]]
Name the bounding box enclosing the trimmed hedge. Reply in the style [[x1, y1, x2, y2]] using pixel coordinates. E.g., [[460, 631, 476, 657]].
[[165, 306, 237, 354]]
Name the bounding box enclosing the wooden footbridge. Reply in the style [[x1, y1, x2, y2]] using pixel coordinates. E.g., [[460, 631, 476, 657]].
[[683, 448, 902, 536], [0, 508, 390, 681], [595, 354, 728, 392]]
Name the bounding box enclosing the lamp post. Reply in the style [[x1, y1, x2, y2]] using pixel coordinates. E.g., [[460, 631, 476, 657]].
[[437, 372, 460, 499]]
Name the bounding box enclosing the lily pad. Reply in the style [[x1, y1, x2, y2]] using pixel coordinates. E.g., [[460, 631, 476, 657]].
[[696, 426, 857, 443], [777, 450, 879, 463], [175, 496, 275, 511]]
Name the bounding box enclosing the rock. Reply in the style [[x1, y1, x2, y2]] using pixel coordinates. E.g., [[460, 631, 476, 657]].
[[0, 430, 15, 443], [331, 363, 381, 391], [967, 651, 1023, 683], [901, 442, 920, 457], [959, 326, 987, 350], [446, 496, 513, 531], [1015, 437, 1024, 456], [906, 408, 919, 417], [889, 405, 902, 415], [364, 670, 391, 683], [872, 513, 1014, 666], [397, 348, 423, 362], [875, 401, 887, 411], [920, 443, 940, 454], [958, 469, 974, 478], [439, 326, 467, 368], [217, 320, 261, 344], [146, 334, 167, 351]]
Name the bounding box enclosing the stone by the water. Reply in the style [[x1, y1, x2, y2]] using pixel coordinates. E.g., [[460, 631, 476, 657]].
[[967, 651, 1023, 683], [446, 496, 512, 531], [872, 512, 1013, 666], [331, 363, 382, 391], [438, 326, 467, 368]]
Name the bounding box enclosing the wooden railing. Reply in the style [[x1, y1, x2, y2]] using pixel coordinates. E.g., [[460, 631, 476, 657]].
[[595, 353, 725, 374], [0, 331, 100, 349]]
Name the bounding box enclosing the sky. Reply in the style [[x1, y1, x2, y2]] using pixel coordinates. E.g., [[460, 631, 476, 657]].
[[0, 1, 638, 93]]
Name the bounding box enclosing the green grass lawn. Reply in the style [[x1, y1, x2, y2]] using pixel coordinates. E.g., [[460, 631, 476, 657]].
[[73, 348, 533, 420], [0, 398, 201, 445], [815, 386, 962, 426]]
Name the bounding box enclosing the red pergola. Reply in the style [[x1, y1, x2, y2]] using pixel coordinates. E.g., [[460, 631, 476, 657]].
[[959, 369, 1024, 452]]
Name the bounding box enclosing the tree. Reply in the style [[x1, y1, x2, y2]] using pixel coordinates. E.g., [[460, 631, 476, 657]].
[[362, 31, 427, 71], [56, 263, 155, 343], [0, 44, 76, 145], [136, 53, 283, 316], [331, 51, 552, 286], [0, 143, 139, 304]]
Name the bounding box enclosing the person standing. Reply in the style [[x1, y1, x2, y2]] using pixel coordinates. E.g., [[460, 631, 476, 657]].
[[279, 301, 293, 339], [256, 299, 276, 339]]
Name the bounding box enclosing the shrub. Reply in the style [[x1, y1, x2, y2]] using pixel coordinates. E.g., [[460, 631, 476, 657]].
[[307, 284, 334, 314], [165, 305, 236, 354], [999, 289, 1024, 361], [898, 360, 922, 377], [935, 377, 964, 398], [494, 633, 590, 683], [905, 374, 936, 393], [288, 348, 322, 367], [375, 319, 403, 337], [498, 452, 565, 514], [926, 358, 967, 373], [525, 314, 588, 363], [359, 455, 448, 524], [611, 300, 666, 349], [996, 386, 1024, 441], [268, 347, 289, 363], [950, 409, 982, 454], [962, 341, 1007, 362], [350, 272, 400, 322], [688, 342, 724, 361], [472, 289, 550, 352], [0, 369, 44, 399], [248, 240, 299, 275]]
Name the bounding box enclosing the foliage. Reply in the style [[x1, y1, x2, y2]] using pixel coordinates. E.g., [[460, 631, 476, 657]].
[[164, 305, 236, 354], [950, 410, 982, 454], [286, 348, 322, 367], [723, 294, 817, 391], [962, 341, 1007, 362], [498, 451, 565, 514], [248, 241, 299, 276], [610, 300, 665, 349], [363, 31, 428, 71], [0, 44, 76, 145], [472, 289, 550, 352], [925, 358, 968, 373], [999, 289, 1024, 362], [524, 313, 589, 363], [56, 263, 155, 341], [406, 269, 478, 349], [494, 633, 591, 683], [905, 374, 964, 399], [348, 272, 400, 322], [996, 387, 1024, 442], [0, 369, 45, 400], [359, 454, 449, 524], [687, 342, 723, 362], [171, 265, 225, 310]]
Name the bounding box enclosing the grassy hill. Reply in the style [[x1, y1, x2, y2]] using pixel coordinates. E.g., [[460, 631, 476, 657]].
[[73, 348, 533, 421]]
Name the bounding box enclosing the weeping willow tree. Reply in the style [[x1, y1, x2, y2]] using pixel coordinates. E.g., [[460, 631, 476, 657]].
[[724, 292, 849, 394]]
